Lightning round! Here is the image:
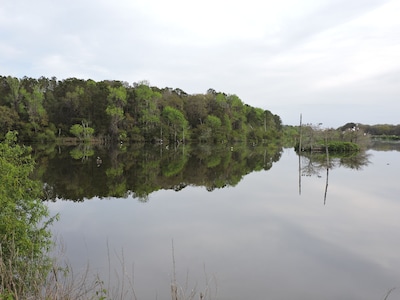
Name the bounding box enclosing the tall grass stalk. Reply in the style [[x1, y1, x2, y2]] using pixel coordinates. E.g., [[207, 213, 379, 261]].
[[170, 240, 217, 300], [1, 236, 216, 299]]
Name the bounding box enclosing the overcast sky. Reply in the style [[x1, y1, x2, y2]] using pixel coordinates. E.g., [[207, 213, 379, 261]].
[[1, 0, 399, 127]]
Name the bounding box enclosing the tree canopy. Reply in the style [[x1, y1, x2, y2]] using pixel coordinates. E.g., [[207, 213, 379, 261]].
[[0, 75, 283, 144]]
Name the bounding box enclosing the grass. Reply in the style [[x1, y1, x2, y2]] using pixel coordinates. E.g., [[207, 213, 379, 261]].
[[0, 239, 107, 300], [0, 238, 216, 300], [170, 240, 217, 300]]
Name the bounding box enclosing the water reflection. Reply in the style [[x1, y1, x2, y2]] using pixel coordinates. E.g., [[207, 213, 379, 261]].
[[45, 146, 400, 300], [32, 141, 388, 203], [369, 139, 400, 151], [299, 150, 372, 177], [32, 142, 283, 202], [297, 150, 372, 204]]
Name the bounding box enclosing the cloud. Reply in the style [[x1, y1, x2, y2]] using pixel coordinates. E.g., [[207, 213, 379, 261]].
[[1, 0, 399, 126]]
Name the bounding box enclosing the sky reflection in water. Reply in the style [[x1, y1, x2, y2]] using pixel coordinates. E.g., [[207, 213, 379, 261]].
[[48, 148, 400, 300]]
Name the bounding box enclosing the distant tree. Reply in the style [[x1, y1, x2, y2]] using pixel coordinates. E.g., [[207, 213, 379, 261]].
[[273, 114, 282, 131], [0, 74, 285, 144], [160, 88, 185, 111], [337, 122, 357, 132], [0, 106, 20, 138], [185, 94, 208, 127], [162, 106, 189, 142], [54, 79, 86, 132], [21, 85, 48, 133], [106, 86, 127, 139], [5, 76, 23, 112], [203, 115, 222, 142], [69, 122, 95, 141], [134, 84, 161, 139], [90, 80, 110, 136], [227, 94, 245, 131]]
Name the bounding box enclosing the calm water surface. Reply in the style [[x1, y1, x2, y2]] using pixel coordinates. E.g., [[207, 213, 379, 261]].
[[48, 147, 400, 300]]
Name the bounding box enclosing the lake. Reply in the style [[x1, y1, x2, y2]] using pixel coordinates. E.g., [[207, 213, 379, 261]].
[[44, 142, 400, 300]]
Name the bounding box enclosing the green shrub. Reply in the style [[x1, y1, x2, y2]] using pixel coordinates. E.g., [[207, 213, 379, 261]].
[[0, 131, 57, 298], [327, 141, 360, 152]]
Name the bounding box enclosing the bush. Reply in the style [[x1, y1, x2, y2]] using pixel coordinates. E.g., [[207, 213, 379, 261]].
[[0, 131, 57, 298], [327, 141, 360, 152]]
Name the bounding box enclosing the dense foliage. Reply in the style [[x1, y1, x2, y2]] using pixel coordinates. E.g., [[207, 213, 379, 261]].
[[0, 76, 282, 144], [0, 132, 56, 298]]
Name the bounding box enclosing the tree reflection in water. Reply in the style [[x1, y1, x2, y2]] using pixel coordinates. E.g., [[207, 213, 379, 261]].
[[32, 142, 284, 202], [297, 150, 372, 204]]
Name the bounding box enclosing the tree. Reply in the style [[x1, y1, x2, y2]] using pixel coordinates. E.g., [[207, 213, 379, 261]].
[[21, 85, 48, 133], [185, 94, 208, 128], [52, 79, 86, 133], [106, 86, 127, 139], [5, 76, 23, 112], [226, 94, 246, 141], [69, 122, 95, 141], [160, 88, 185, 111], [246, 107, 265, 143], [134, 83, 161, 139], [0, 106, 20, 138], [200, 115, 222, 142], [162, 106, 189, 142]]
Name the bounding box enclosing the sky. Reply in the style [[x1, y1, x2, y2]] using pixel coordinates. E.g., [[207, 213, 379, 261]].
[[1, 0, 399, 127]]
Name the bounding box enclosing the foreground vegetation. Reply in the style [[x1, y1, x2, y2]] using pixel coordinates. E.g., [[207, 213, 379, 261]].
[[0, 131, 56, 298], [0, 132, 122, 299]]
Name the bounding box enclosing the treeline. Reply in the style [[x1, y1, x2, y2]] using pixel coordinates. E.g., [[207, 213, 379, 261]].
[[338, 122, 400, 137], [0, 76, 282, 143]]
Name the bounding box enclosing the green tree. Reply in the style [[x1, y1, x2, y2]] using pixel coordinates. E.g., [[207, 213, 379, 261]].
[[227, 95, 245, 129], [0, 106, 20, 138], [53, 79, 86, 134], [69, 122, 95, 141], [0, 131, 56, 297], [200, 115, 222, 142], [106, 86, 127, 139], [134, 83, 161, 139], [246, 107, 265, 143], [185, 94, 208, 128], [5, 76, 23, 112], [162, 106, 189, 143], [21, 85, 48, 133], [160, 88, 185, 111]]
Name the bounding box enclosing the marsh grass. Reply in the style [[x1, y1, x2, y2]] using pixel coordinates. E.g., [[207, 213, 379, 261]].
[[0, 237, 216, 300], [170, 240, 217, 300], [0, 238, 107, 300]]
